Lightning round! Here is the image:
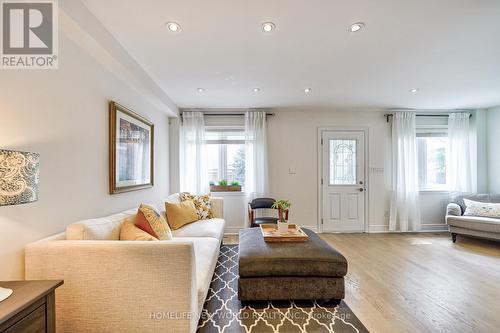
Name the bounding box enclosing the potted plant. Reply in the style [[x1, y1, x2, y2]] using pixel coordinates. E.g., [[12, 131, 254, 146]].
[[272, 199, 291, 233], [210, 180, 242, 192]]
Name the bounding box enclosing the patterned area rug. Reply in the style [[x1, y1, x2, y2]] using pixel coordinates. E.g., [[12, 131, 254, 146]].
[[197, 245, 369, 333]]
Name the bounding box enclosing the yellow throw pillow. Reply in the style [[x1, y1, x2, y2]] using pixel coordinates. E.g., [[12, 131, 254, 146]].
[[165, 200, 199, 230], [180, 192, 214, 220], [120, 219, 159, 241], [138, 204, 173, 240]]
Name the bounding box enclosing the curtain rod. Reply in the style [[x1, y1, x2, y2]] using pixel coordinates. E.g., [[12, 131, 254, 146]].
[[181, 111, 274, 117], [384, 113, 472, 123], [203, 113, 274, 116]]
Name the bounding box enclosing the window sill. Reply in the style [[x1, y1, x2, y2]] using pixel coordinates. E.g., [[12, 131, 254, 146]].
[[210, 191, 246, 196], [419, 190, 450, 194]]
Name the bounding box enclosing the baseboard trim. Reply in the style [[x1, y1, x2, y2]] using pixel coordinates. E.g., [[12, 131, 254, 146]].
[[368, 223, 448, 233], [226, 225, 446, 235], [224, 227, 243, 235], [421, 224, 448, 232], [368, 225, 389, 233]]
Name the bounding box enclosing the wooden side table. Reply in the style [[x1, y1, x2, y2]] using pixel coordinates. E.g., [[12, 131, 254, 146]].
[[0, 280, 63, 333]]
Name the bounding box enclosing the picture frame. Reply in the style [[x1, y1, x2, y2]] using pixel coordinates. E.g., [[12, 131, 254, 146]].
[[109, 101, 154, 194]]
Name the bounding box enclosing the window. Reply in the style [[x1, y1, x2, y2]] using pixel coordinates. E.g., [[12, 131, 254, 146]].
[[205, 128, 245, 187], [417, 128, 448, 191], [329, 139, 357, 185]]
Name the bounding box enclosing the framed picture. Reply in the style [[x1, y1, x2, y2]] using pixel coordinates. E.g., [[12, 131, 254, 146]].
[[109, 101, 154, 194]]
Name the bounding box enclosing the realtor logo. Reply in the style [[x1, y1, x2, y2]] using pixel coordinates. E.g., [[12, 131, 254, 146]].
[[1, 0, 58, 69]]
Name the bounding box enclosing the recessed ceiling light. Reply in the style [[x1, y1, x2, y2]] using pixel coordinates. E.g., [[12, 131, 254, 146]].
[[253, 88, 261, 92], [349, 22, 365, 33], [304, 88, 312, 93], [262, 22, 276, 33], [166, 22, 181, 32], [197, 88, 205, 92], [409, 88, 419, 93]]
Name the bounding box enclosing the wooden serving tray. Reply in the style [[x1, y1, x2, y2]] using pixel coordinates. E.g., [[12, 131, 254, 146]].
[[260, 224, 309, 242]]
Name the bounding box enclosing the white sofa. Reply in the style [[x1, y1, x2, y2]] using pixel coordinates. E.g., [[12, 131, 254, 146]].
[[25, 193, 225, 333]]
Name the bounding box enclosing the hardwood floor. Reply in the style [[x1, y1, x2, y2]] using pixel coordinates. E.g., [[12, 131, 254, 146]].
[[223, 232, 500, 333]]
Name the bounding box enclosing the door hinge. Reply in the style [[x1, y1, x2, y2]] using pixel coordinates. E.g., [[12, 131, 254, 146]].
[[321, 218, 324, 225], [321, 178, 323, 185], [321, 138, 323, 145]]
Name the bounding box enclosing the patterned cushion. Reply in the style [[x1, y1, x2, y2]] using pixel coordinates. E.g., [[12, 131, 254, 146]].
[[180, 192, 214, 220], [120, 218, 159, 241], [464, 199, 500, 219], [136, 204, 173, 240]]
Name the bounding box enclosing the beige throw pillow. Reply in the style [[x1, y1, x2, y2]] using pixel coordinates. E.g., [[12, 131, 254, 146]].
[[137, 204, 173, 240], [165, 200, 199, 230], [120, 219, 159, 241]]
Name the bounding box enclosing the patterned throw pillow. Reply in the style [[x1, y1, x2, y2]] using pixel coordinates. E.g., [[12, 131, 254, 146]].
[[179, 192, 213, 220], [135, 204, 173, 240], [463, 199, 500, 218], [121, 219, 159, 241]]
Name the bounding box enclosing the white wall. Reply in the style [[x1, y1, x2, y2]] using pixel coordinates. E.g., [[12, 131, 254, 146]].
[[266, 108, 451, 232], [0, 31, 171, 280], [170, 108, 491, 233], [487, 106, 500, 193]]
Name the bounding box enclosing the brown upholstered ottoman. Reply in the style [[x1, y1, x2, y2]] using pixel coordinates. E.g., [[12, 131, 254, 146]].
[[238, 227, 348, 301]]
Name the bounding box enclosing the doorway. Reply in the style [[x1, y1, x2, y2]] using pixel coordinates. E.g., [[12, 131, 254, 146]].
[[319, 129, 368, 232]]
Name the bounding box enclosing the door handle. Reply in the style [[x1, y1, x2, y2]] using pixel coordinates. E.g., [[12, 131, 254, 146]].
[[358, 188, 364, 192]]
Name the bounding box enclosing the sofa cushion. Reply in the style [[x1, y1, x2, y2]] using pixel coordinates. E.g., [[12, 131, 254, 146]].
[[180, 193, 214, 220], [175, 237, 220, 312], [171, 218, 225, 242], [134, 209, 158, 238], [447, 215, 500, 233], [66, 208, 137, 240], [120, 218, 159, 241], [137, 204, 172, 240], [165, 200, 199, 230]]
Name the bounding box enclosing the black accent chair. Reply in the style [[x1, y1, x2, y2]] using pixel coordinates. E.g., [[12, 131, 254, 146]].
[[248, 197, 283, 228]]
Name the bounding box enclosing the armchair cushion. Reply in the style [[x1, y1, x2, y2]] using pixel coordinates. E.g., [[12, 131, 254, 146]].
[[252, 217, 279, 226], [446, 215, 500, 233]]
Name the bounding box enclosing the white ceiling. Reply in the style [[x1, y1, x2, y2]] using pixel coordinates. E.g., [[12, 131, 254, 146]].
[[82, 0, 500, 110]]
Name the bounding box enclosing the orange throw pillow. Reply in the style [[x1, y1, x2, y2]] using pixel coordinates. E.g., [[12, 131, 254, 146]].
[[134, 204, 172, 240], [135, 210, 157, 237], [120, 219, 158, 241]]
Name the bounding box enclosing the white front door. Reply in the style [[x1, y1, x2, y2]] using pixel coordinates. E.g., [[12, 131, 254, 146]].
[[321, 130, 366, 232]]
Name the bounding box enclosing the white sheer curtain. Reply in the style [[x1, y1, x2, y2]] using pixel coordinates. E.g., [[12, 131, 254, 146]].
[[180, 112, 209, 194], [448, 113, 472, 193], [389, 112, 421, 232], [245, 111, 269, 200]]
